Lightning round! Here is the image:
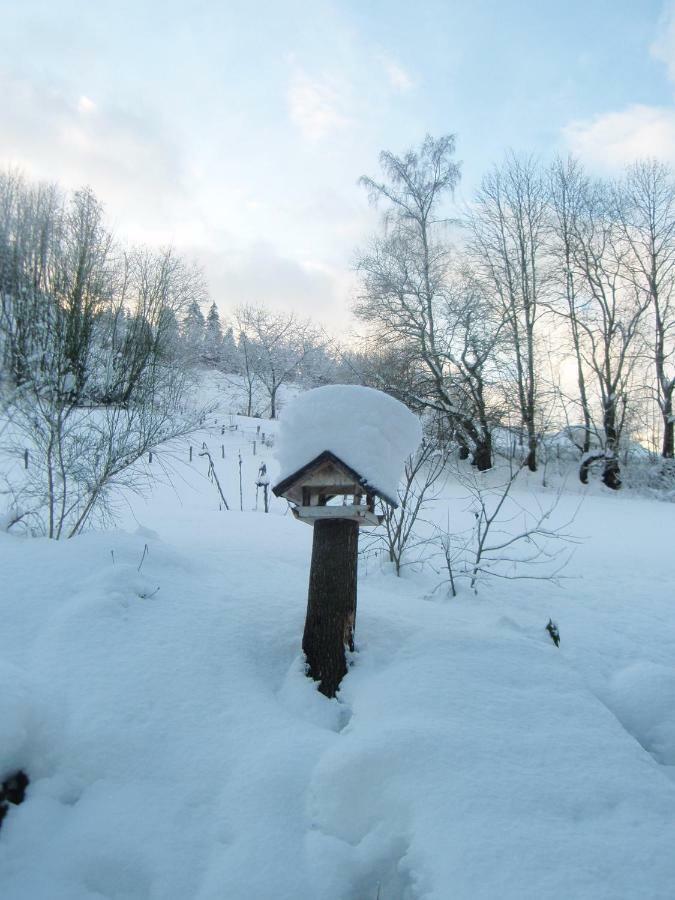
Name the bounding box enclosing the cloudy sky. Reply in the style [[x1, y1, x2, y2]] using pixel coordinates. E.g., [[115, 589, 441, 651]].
[[2, 0, 674, 330]]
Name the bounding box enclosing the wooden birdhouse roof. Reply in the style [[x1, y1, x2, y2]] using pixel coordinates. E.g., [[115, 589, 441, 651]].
[[272, 450, 399, 509]]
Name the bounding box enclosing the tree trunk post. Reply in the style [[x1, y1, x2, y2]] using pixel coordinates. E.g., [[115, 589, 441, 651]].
[[662, 396, 674, 459], [303, 518, 358, 698], [602, 454, 622, 490], [472, 440, 492, 471]]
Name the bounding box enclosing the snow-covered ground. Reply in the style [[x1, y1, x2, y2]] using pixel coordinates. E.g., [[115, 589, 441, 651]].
[[1, 371, 674, 900]]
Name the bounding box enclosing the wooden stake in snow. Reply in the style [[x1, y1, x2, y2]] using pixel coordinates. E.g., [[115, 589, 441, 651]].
[[199, 449, 230, 510], [272, 386, 421, 698]]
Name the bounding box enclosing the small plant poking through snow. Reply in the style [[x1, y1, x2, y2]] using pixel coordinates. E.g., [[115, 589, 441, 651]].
[[0, 770, 29, 830], [546, 619, 561, 647]]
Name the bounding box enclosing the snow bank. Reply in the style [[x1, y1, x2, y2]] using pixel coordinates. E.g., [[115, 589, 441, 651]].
[[0, 659, 58, 784], [604, 662, 675, 766], [0, 661, 34, 780], [274, 385, 422, 501], [2, 515, 675, 900]]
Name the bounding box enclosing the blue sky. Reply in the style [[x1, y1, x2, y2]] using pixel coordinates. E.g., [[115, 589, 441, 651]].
[[1, 0, 674, 329]]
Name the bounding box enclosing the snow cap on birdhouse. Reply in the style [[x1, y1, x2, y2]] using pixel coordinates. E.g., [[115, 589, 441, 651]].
[[272, 385, 422, 525]]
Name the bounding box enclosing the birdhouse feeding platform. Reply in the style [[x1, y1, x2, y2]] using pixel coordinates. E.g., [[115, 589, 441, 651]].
[[272, 450, 397, 526], [271, 384, 422, 698]]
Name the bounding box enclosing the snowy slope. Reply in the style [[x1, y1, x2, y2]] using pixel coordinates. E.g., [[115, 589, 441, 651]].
[[1, 373, 675, 900]]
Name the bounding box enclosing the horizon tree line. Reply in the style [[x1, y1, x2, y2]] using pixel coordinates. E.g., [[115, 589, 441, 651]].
[[2, 145, 674, 514], [354, 135, 675, 489]]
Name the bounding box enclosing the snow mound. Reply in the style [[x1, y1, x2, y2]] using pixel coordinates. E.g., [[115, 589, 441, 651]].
[[274, 385, 422, 502], [605, 662, 675, 766], [0, 659, 56, 783], [0, 661, 33, 779]]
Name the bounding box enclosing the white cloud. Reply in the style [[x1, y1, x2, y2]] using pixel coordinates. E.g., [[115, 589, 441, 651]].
[[0, 68, 189, 231], [563, 104, 675, 168], [562, 3, 675, 169], [651, 1, 675, 82], [197, 241, 350, 326], [77, 95, 97, 114], [380, 57, 415, 93], [287, 68, 353, 141]]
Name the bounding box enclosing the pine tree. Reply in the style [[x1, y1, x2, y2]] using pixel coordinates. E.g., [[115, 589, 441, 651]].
[[182, 300, 206, 360], [220, 326, 239, 373], [204, 302, 223, 365]]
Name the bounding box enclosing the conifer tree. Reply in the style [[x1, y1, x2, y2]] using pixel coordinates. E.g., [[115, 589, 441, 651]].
[[204, 302, 223, 365]]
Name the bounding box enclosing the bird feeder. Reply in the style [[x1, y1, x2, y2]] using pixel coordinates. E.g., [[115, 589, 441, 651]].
[[272, 384, 421, 698], [272, 450, 397, 527], [273, 452, 397, 698]]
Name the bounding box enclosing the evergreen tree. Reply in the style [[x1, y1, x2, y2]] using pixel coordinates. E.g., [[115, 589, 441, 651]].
[[204, 302, 223, 365], [182, 300, 206, 359], [220, 326, 240, 373]]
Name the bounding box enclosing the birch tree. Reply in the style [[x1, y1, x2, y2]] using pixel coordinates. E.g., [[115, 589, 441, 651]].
[[236, 304, 319, 418], [569, 180, 650, 488], [469, 154, 549, 471], [548, 156, 594, 454], [356, 135, 502, 467], [613, 160, 675, 459]]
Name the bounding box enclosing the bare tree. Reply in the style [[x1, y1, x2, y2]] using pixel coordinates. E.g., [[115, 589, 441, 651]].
[[613, 160, 675, 459], [363, 438, 449, 576], [0, 171, 61, 388], [0, 173, 208, 537], [6, 367, 201, 538], [548, 156, 594, 455], [232, 308, 259, 418], [235, 304, 319, 418], [568, 179, 650, 489], [468, 153, 549, 471], [356, 135, 501, 469], [0, 178, 115, 404], [434, 457, 577, 595], [101, 247, 204, 405], [439, 269, 508, 469]]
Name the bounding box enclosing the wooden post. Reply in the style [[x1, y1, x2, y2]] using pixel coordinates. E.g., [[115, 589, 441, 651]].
[[238, 452, 243, 511], [303, 518, 358, 698]]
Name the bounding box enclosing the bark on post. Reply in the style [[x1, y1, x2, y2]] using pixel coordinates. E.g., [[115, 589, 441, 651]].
[[303, 518, 358, 698]]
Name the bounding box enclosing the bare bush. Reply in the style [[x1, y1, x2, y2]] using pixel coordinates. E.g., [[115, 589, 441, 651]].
[[362, 438, 449, 575], [434, 457, 579, 595], [0, 171, 208, 537]]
